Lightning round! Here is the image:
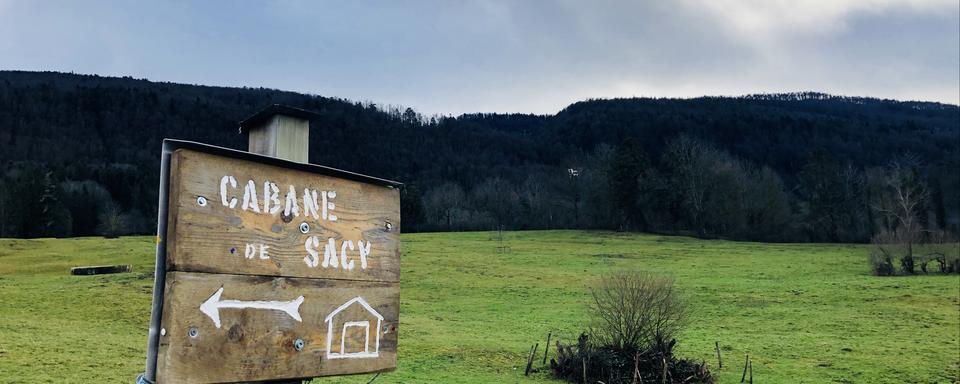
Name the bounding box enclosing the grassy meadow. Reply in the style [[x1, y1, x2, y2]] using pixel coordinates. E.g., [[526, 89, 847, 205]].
[[0, 231, 957, 383]]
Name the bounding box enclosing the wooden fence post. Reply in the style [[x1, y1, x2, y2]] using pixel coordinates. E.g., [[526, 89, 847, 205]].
[[741, 354, 749, 383], [715, 341, 722, 369], [543, 332, 552, 365], [525, 343, 539, 376]]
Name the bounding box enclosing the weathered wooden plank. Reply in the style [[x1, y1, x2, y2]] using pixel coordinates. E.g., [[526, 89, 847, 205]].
[[165, 149, 401, 282], [156, 271, 399, 384]]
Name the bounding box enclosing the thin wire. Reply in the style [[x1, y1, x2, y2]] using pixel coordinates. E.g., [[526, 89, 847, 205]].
[[366, 372, 382, 384]]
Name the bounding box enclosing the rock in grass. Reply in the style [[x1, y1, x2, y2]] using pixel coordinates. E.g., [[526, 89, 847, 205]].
[[70, 265, 132, 275]]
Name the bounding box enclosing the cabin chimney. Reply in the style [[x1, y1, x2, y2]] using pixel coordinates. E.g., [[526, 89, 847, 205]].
[[239, 104, 318, 163]]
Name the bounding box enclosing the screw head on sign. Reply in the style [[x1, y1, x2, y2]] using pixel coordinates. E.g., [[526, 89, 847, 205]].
[[293, 338, 305, 351], [196, 196, 207, 207], [299, 222, 310, 234]]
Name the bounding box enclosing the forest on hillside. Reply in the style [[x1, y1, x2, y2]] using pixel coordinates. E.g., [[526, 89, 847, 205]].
[[0, 71, 958, 243]]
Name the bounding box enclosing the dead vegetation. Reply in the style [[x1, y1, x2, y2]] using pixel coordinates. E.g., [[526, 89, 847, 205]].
[[549, 271, 713, 383]]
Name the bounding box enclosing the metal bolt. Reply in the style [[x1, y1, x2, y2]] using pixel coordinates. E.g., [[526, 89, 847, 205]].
[[196, 196, 207, 207], [160, 328, 166, 336], [385, 222, 393, 232], [188, 327, 199, 338], [299, 222, 310, 234], [293, 338, 305, 351]]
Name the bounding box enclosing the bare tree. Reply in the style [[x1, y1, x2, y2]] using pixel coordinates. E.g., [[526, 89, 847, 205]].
[[471, 177, 519, 229], [744, 166, 792, 240], [97, 202, 130, 238], [423, 182, 466, 230], [520, 173, 550, 227], [871, 155, 928, 273], [662, 135, 717, 235]]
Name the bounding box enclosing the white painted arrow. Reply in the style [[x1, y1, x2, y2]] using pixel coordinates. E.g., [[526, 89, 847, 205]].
[[200, 287, 304, 329]]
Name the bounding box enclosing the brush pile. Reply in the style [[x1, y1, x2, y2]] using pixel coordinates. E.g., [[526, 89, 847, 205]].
[[550, 334, 712, 384]]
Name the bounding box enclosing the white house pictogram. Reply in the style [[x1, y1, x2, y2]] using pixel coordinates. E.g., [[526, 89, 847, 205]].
[[324, 296, 383, 359]]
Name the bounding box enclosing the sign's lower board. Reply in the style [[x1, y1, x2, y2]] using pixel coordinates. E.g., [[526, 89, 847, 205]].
[[156, 271, 399, 384]]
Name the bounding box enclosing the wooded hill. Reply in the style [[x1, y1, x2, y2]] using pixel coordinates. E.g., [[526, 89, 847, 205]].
[[1, 70, 957, 242]]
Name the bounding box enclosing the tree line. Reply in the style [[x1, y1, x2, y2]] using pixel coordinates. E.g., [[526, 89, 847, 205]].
[[1, 71, 957, 242]]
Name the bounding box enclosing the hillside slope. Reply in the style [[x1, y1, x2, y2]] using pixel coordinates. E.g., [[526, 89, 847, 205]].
[[0, 71, 957, 240]]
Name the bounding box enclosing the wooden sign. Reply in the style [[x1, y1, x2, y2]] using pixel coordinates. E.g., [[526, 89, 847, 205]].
[[148, 141, 400, 383]]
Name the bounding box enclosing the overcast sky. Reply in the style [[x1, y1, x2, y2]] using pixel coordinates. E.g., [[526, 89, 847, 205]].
[[1, 0, 957, 115]]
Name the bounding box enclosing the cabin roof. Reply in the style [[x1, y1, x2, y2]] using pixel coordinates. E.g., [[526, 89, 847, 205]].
[[238, 104, 322, 134]]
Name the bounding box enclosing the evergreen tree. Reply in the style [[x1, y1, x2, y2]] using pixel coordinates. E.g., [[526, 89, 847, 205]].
[[36, 171, 73, 237], [400, 184, 426, 232], [608, 138, 649, 231]]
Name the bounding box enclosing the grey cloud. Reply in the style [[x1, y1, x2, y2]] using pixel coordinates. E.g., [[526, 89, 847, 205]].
[[0, 0, 956, 115]]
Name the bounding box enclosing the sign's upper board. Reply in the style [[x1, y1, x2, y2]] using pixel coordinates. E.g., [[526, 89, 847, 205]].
[[152, 143, 400, 383], [165, 148, 400, 282]]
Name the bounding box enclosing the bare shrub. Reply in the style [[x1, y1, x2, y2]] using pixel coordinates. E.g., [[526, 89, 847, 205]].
[[587, 271, 687, 351], [550, 272, 710, 383], [867, 249, 896, 276], [869, 228, 901, 276], [925, 230, 960, 274], [870, 225, 960, 276]]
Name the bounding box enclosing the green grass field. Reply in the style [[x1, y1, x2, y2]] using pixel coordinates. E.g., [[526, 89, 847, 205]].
[[0, 231, 957, 383]]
